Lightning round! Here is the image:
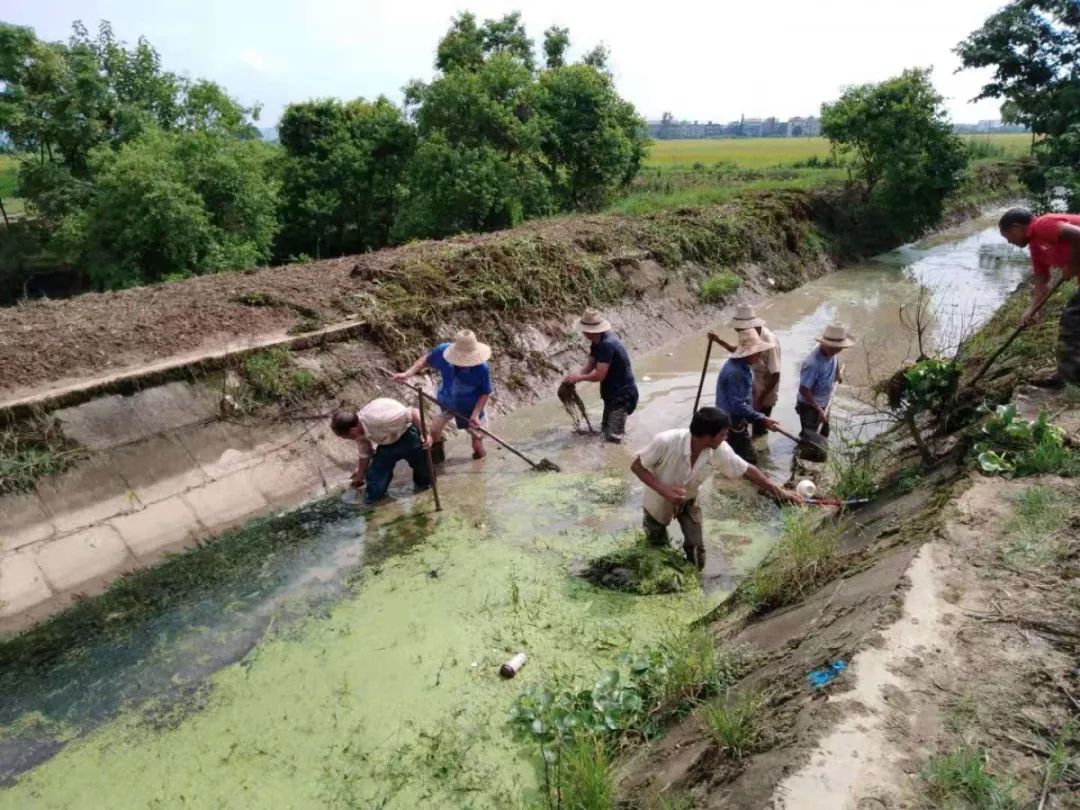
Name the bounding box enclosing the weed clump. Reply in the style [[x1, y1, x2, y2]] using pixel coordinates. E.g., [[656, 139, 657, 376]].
[[974, 405, 1080, 478], [922, 745, 1017, 810], [585, 535, 699, 595], [242, 347, 317, 403], [700, 689, 767, 759], [0, 417, 84, 495], [699, 270, 740, 303], [827, 436, 877, 501], [1003, 485, 1077, 567], [742, 508, 839, 612]]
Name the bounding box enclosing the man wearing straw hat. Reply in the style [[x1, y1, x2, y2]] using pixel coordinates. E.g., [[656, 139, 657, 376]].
[[392, 329, 493, 461], [709, 304, 781, 437], [713, 329, 783, 464], [563, 308, 638, 443], [796, 322, 853, 444]]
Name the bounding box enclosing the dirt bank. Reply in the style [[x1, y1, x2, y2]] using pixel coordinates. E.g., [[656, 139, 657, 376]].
[[615, 280, 1080, 808]]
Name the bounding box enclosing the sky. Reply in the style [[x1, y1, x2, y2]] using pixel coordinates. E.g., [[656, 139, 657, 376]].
[[5, 0, 1010, 128]]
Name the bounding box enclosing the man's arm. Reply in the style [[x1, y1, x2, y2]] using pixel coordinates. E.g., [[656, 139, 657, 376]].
[[799, 384, 828, 421], [631, 457, 685, 506], [392, 353, 429, 381], [563, 356, 597, 385], [567, 360, 609, 385], [470, 393, 490, 428], [742, 464, 803, 504], [351, 455, 370, 489], [707, 331, 737, 352]]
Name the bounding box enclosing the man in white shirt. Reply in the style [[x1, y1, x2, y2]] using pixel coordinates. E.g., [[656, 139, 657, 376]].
[[330, 398, 431, 506], [631, 407, 803, 570]]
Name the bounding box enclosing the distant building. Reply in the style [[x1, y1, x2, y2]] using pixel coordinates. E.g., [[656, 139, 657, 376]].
[[647, 114, 827, 140]]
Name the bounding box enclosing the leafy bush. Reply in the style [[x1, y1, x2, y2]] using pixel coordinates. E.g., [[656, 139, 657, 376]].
[[974, 405, 1080, 478], [699, 270, 741, 303]]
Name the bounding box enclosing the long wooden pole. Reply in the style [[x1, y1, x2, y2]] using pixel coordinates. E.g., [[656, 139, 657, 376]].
[[416, 391, 442, 512], [968, 276, 1067, 387], [692, 338, 714, 416]]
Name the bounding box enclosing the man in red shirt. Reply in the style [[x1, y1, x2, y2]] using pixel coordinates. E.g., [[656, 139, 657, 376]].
[[999, 208, 1080, 383]]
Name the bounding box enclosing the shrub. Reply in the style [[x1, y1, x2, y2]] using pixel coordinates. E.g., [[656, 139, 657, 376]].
[[974, 405, 1080, 478], [699, 270, 740, 303]]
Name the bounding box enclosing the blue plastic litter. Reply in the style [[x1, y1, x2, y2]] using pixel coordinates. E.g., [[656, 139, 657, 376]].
[[806, 660, 847, 688]]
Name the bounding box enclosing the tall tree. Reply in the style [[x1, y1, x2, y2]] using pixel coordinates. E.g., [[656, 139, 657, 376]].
[[277, 97, 415, 257], [543, 26, 570, 69], [821, 68, 967, 238], [956, 0, 1080, 209]]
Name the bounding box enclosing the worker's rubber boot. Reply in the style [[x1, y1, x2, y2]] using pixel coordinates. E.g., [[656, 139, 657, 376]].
[[430, 440, 446, 464]]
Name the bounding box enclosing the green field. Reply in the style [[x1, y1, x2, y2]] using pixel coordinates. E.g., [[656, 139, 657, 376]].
[[645, 133, 1033, 168], [0, 155, 26, 219]]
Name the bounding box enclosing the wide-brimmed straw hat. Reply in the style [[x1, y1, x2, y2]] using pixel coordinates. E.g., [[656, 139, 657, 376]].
[[817, 322, 855, 349], [576, 308, 612, 334], [730, 303, 765, 330], [444, 329, 492, 366], [731, 328, 775, 359]]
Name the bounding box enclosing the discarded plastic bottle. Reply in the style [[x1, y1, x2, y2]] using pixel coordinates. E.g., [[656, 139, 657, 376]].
[[500, 652, 528, 678]]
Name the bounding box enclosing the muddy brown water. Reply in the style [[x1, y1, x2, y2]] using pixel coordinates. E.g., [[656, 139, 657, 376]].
[[0, 213, 1030, 808]]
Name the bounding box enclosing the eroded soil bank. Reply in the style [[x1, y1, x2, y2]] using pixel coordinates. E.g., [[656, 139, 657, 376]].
[[0, 210, 1047, 809]]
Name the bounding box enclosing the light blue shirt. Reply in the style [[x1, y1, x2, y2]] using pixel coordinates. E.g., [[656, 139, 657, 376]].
[[797, 347, 838, 408]]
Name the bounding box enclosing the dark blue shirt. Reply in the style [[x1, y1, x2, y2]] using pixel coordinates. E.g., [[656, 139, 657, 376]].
[[590, 332, 637, 403], [715, 358, 765, 423]]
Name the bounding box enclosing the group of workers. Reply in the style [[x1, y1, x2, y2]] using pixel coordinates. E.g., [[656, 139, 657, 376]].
[[329, 303, 855, 570], [328, 205, 1080, 566]]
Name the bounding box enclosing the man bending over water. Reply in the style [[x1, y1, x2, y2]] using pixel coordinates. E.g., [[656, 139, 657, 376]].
[[631, 407, 803, 571]]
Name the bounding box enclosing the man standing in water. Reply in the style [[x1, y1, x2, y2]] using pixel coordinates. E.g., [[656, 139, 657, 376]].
[[998, 208, 1080, 383], [631, 407, 802, 570], [392, 329, 493, 461], [562, 308, 638, 443], [330, 398, 431, 506], [709, 304, 782, 437], [713, 329, 782, 464], [796, 322, 853, 446]]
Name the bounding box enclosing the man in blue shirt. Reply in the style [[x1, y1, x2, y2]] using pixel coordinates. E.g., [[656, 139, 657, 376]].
[[562, 308, 638, 443], [714, 330, 782, 463], [392, 330, 493, 461], [796, 322, 853, 449]]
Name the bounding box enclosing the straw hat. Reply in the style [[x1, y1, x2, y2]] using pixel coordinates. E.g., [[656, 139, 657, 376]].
[[817, 322, 855, 349], [730, 303, 765, 330], [576, 307, 612, 334], [443, 329, 492, 366], [731, 328, 775, 359]]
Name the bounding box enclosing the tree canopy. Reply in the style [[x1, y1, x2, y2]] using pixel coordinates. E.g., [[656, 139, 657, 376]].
[[821, 68, 967, 238], [956, 0, 1080, 210]]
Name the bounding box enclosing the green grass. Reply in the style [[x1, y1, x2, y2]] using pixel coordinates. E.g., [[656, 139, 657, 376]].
[[645, 135, 1032, 169], [743, 508, 839, 611], [699, 269, 741, 303], [0, 154, 26, 219], [0, 420, 84, 495], [828, 440, 877, 501], [700, 689, 766, 758], [555, 732, 615, 810], [1004, 486, 1076, 566], [922, 746, 1018, 810], [609, 173, 839, 216], [242, 347, 317, 402]]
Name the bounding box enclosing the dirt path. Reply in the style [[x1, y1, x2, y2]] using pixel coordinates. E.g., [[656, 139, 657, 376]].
[[773, 476, 1080, 809]]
